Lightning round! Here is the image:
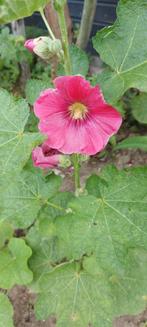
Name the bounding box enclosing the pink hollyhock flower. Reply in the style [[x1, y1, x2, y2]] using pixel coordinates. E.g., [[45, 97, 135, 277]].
[[34, 76, 122, 155], [32, 142, 61, 169]]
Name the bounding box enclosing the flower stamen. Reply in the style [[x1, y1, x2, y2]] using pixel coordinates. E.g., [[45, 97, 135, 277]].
[[69, 102, 88, 120]]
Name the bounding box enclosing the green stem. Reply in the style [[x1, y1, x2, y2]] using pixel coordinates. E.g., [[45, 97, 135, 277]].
[[77, 0, 97, 49], [39, 8, 56, 40], [72, 154, 80, 191], [56, 5, 72, 75], [47, 201, 66, 212]]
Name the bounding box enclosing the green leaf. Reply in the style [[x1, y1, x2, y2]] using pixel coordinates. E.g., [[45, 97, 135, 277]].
[[0, 89, 44, 173], [26, 225, 55, 290], [53, 167, 147, 268], [93, 0, 147, 102], [0, 221, 13, 249], [26, 192, 74, 286], [25, 79, 52, 106], [0, 171, 61, 228], [0, 293, 14, 327], [0, 0, 49, 24], [130, 93, 147, 124], [70, 45, 89, 76], [116, 136, 147, 151], [58, 45, 89, 76], [0, 238, 33, 288], [35, 250, 147, 326]]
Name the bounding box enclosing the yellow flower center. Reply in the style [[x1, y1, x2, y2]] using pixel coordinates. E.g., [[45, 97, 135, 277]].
[[69, 102, 88, 120]]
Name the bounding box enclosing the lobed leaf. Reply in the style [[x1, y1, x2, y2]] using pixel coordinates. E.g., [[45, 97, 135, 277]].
[[26, 192, 74, 287], [0, 89, 44, 173], [24, 166, 147, 326], [130, 93, 147, 124], [35, 250, 147, 327], [116, 136, 147, 151], [53, 167, 147, 267], [0, 171, 61, 228], [0, 238, 33, 289], [93, 0, 147, 102], [25, 79, 52, 106], [0, 0, 49, 24], [0, 293, 14, 327]]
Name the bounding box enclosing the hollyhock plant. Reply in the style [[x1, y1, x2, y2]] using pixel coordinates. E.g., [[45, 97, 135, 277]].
[[34, 75, 122, 155]]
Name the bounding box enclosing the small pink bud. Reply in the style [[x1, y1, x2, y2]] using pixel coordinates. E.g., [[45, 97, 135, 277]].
[[24, 39, 35, 52]]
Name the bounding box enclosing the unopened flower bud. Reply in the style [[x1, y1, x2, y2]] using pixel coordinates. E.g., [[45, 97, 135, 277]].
[[24, 36, 63, 61], [32, 142, 71, 170]]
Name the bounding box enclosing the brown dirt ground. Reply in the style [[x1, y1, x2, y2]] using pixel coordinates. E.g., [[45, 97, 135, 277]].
[[7, 148, 147, 327]]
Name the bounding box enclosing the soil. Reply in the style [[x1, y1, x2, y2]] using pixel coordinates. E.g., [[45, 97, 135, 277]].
[[6, 147, 147, 327]]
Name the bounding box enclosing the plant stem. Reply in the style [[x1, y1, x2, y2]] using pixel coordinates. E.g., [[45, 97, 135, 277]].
[[56, 4, 72, 75], [39, 8, 56, 40], [72, 154, 80, 191], [77, 0, 97, 49]]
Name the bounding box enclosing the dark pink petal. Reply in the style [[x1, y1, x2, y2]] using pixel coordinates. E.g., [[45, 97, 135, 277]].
[[54, 75, 92, 103]]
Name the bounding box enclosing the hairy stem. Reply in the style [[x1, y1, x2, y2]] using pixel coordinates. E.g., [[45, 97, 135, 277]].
[[56, 3, 72, 75], [77, 0, 97, 49], [39, 8, 56, 40], [72, 154, 80, 191]]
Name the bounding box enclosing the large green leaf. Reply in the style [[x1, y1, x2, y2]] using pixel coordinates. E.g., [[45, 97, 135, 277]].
[[53, 167, 147, 270], [35, 250, 147, 327], [25, 79, 52, 106], [116, 136, 147, 151], [93, 0, 147, 103], [0, 0, 49, 24], [25, 166, 147, 326], [0, 89, 44, 173], [130, 93, 147, 124], [0, 171, 61, 228], [26, 192, 74, 287], [0, 238, 33, 288], [0, 293, 14, 327]]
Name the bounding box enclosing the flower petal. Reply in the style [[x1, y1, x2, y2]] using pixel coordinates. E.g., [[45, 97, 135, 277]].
[[34, 89, 69, 121], [54, 75, 92, 103]]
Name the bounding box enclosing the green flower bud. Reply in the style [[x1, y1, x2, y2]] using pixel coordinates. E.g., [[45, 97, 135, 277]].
[[59, 155, 71, 168], [34, 37, 63, 60], [25, 36, 63, 61]]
